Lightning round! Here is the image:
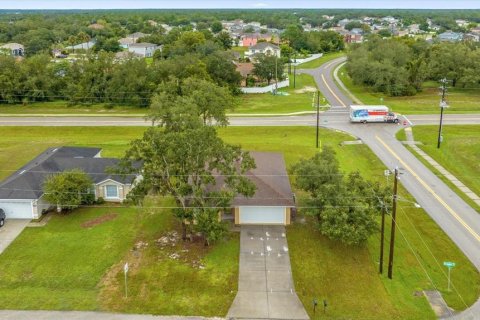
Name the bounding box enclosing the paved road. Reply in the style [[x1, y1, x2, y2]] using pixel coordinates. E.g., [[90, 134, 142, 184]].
[[0, 113, 479, 127], [227, 226, 308, 320], [309, 57, 480, 320]]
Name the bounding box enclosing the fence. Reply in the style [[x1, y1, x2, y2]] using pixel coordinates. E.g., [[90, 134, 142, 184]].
[[240, 79, 290, 94], [291, 53, 323, 66]]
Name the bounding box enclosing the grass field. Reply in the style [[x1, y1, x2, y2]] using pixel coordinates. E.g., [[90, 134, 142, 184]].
[[397, 125, 480, 212], [338, 65, 480, 114], [0, 126, 478, 317], [0, 101, 146, 115], [235, 74, 325, 114], [297, 51, 346, 69]]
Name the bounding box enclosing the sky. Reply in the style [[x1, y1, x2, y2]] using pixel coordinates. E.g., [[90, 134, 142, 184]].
[[0, 0, 479, 10]]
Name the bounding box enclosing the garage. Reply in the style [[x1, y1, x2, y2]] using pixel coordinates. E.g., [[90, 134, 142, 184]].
[[0, 200, 33, 219], [239, 206, 286, 225]]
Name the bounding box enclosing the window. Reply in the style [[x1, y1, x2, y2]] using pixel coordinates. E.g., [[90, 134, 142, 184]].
[[105, 185, 119, 198]]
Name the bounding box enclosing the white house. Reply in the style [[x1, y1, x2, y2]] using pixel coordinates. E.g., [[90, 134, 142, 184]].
[[0, 147, 138, 219], [127, 43, 160, 58], [245, 42, 280, 58]]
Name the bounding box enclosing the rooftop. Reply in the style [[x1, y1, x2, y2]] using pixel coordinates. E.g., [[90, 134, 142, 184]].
[[0, 147, 137, 200]]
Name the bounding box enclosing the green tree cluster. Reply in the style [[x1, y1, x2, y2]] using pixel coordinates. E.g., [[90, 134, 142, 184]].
[[281, 24, 345, 53], [120, 77, 255, 245], [292, 147, 389, 245], [43, 169, 94, 213], [347, 37, 480, 96]]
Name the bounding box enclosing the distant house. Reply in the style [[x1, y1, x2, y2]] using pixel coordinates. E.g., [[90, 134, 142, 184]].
[[119, 32, 150, 49], [470, 27, 480, 35], [0, 43, 24, 57], [408, 24, 421, 34], [0, 147, 139, 219], [438, 31, 464, 42], [464, 33, 480, 42], [239, 33, 278, 47], [127, 43, 160, 58], [338, 19, 350, 27], [235, 62, 255, 86], [66, 40, 96, 51], [245, 42, 280, 58]]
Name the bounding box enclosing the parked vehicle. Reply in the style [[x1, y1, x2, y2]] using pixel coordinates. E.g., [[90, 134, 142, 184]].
[[349, 105, 399, 123], [0, 208, 5, 227]]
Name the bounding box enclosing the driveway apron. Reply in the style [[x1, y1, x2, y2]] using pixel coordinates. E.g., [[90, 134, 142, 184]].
[[227, 225, 309, 320], [0, 219, 30, 254]]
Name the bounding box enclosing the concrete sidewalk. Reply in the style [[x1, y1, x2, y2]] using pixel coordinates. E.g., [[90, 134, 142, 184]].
[[405, 127, 480, 207], [227, 226, 309, 320]]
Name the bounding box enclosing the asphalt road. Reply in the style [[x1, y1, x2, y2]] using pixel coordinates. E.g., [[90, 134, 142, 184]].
[[0, 113, 479, 127]]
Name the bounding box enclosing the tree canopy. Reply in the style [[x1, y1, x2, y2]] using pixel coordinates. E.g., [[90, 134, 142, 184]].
[[292, 147, 387, 245], [42, 169, 94, 212]]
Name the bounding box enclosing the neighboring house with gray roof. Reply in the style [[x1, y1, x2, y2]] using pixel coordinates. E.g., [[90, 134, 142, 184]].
[[214, 152, 295, 225], [127, 43, 160, 57], [438, 31, 464, 42], [0, 147, 139, 219], [245, 42, 280, 58]]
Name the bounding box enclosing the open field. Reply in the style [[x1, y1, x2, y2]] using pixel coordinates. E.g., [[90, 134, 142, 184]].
[[0, 101, 146, 116], [337, 65, 480, 114], [236, 74, 325, 114], [0, 126, 478, 317], [297, 51, 346, 69], [397, 125, 480, 212]]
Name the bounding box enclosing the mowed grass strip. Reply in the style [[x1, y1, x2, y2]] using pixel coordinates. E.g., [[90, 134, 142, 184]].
[[0, 101, 147, 115], [337, 65, 480, 114], [235, 74, 323, 114], [409, 125, 480, 201], [0, 126, 478, 317]]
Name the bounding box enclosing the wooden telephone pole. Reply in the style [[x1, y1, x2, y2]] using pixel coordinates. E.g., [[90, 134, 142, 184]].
[[387, 167, 399, 279]]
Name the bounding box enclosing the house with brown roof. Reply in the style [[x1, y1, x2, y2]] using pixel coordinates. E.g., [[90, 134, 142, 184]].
[[235, 62, 254, 86], [219, 152, 295, 225]]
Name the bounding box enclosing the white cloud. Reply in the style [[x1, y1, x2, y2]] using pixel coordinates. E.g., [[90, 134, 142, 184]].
[[252, 2, 269, 7]]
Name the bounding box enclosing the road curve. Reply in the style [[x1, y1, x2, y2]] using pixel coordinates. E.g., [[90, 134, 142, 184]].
[[310, 58, 480, 320]]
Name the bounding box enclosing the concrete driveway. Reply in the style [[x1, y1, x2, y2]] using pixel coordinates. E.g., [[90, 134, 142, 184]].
[[0, 219, 30, 254], [227, 226, 309, 320]]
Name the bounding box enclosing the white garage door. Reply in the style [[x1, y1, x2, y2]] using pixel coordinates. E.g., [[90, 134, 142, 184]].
[[239, 206, 286, 225], [0, 200, 33, 219]]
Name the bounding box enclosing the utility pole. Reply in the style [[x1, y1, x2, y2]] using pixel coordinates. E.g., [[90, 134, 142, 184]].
[[379, 201, 386, 274], [293, 53, 297, 88], [388, 167, 399, 279], [316, 90, 320, 148], [275, 51, 278, 94], [437, 78, 449, 149]]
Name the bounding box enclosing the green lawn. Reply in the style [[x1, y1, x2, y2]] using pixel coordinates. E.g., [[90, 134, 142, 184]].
[[398, 125, 480, 212], [297, 51, 346, 69], [0, 126, 478, 317], [235, 74, 325, 114], [338, 65, 480, 114], [0, 101, 146, 115]]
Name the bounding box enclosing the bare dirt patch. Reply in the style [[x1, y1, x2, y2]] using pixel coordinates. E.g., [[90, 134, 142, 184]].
[[294, 86, 317, 94], [81, 213, 118, 228]]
